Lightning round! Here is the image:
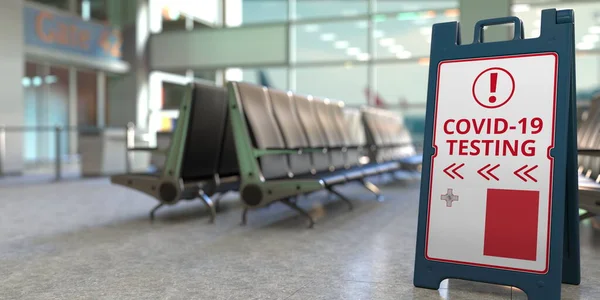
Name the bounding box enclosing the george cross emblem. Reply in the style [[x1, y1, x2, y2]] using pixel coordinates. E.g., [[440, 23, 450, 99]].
[[441, 188, 459, 207]]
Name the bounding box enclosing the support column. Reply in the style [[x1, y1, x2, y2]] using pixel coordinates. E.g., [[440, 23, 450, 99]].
[[96, 71, 106, 127], [106, 0, 150, 136], [80, 0, 91, 20], [459, 0, 513, 44], [0, 0, 24, 174], [287, 0, 296, 91], [220, 0, 226, 27], [39, 64, 51, 160], [68, 67, 78, 156], [366, 0, 374, 105], [215, 69, 225, 87], [134, 0, 151, 132]]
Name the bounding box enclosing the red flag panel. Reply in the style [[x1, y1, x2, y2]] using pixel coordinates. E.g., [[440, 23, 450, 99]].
[[483, 188, 540, 261]]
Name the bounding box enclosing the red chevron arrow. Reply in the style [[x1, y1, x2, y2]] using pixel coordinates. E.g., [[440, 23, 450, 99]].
[[514, 165, 538, 182], [443, 163, 464, 179], [443, 163, 456, 179], [477, 164, 500, 181]]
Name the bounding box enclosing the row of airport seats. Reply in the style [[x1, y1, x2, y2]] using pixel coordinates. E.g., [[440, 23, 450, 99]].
[[230, 82, 420, 226], [363, 107, 420, 166], [111, 81, 422, 227], [577, 95, 600, 220]]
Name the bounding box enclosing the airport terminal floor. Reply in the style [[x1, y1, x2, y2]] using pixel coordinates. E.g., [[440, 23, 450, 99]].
[[1, 176, 599, 300]]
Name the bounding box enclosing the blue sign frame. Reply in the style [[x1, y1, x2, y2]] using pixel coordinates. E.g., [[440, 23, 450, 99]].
[[413, 9, 580, 300]]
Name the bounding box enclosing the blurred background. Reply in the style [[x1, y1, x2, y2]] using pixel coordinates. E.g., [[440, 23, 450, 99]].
[[1, 0, 599, 184]]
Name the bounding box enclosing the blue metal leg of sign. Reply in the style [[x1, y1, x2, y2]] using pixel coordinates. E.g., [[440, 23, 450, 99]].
[[562, 46, 581, 286], [521, 282, 562, 300]]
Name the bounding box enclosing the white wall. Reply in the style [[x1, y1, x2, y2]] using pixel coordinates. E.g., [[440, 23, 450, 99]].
[[0, 0, 24, 174], [150, 25, 288, 71]]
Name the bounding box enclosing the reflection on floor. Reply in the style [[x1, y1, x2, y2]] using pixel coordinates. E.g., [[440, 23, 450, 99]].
[[0, 176, 599, 299]]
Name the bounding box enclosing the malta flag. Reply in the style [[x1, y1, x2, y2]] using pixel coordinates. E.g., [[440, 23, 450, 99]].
[[483, 188, 540, 261]]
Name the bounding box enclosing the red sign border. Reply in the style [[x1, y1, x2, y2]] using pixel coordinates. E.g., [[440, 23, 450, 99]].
[[424, 52, 558, 274]]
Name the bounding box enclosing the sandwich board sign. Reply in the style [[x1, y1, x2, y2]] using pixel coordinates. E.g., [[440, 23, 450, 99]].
[[413, 9, 580, 300]]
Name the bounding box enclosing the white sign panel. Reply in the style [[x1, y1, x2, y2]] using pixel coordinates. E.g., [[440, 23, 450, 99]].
[[425, 53, 558, 274]]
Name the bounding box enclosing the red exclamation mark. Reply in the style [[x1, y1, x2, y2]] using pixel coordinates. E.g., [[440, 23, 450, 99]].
[[489, 72, 498, 103]]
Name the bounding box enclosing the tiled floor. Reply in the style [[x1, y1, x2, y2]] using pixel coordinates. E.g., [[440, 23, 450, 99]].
[[0, 176, 599, 299]]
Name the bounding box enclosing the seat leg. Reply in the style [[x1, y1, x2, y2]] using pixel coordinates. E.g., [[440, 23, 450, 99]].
[[149, 203, 165, 222], [199, 190, 216, 224], [327, 192, 336, 201], [282, 198, 315, 229], [241, 207, 248, 226], [213, 193, 224, 212], [361, 179, 384, 202], [326, 187, 353, 211], [580, 211, 596, 221]]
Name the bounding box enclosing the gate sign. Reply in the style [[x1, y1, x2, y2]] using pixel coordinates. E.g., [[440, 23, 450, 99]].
[[413, 9, 581, 300]]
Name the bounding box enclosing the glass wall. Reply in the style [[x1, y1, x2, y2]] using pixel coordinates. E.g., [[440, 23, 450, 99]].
[[293, 20, 369, 63], [374, 0, 457, 13], [240, 68, 289, 90], [220, 0, 600, 144], [152, 0, 223, 32], [23, 62, 69, 163], [295, 65, 368, 105], [238, 0, 287, 25], [373, 63, 428, 115], [293, 0, 368, 20], [23, 59, 110, 166], [513, 2, 600, 96], [221, 1, 460, 143], [372, 11, 456, 59]]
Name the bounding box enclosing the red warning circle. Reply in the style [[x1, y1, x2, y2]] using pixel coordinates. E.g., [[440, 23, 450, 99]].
[[472, 67, 515, 109]]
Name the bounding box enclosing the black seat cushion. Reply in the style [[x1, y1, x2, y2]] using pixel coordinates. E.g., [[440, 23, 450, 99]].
[[181, 83, 228, 182], [218, 107, 240, 177]]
